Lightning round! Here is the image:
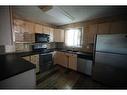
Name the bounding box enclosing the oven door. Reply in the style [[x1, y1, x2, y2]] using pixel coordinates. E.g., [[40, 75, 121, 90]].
[[39, 53, 53, 73]]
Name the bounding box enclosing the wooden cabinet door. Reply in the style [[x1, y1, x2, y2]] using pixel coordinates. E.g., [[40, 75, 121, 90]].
[[54, 29, 64, 42], [68, 54, 77, 71], [59, 52, 67, 67], [35, 24, 42, 33], [24, 21, 35, 33], [30, 55, 39, 73], [86, 24, 97, 44], [22, 55, 39, 73], [43, 26, 50, 34], [22, 56, 31, 62], [98, 22, 110, 34], [110, 20, 127, 34], [54, 29, 59, 42], [49, 27, 54, 42], [13, 19, 25, 33], [59, 29, 65, 42], [53, 51, 67, 67], [53, 51, 61, 65]]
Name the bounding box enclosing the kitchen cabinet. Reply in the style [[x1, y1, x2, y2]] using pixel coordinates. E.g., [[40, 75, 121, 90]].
[[98, 22, 110, 34], [49, 27, 54, 42], [65, 53, 77, 71], [35, 24, 55, 42], [43, 26, 50, 34], [23, 32, 35, 43], [13, 19, 56, 43], [35, 24, 43, 33], [85, 20, 127, 49], [0, 7, 13, 45], [14, 31, 34, 43], [13, 19, 25, 33], [54, 29, 65, 42], [53, 51, 67, 68], [42, 26, 54, 42], [14, 32, 24, 42], [13, 19, 35, 43], [13, 19, 24, 42], [14, 19, 35, 34], [24, 21, 35, 33], [110, 20, 127, 34], [86, 24, 98, 44], [22, 54, 39, 73], [30, 55, 39, 73], [22, 56, 31, 62], [54, 51, 77, 71]]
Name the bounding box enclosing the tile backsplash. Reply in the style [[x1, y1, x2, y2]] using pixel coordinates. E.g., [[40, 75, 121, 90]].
[[5, 45, 15, 53], [0, 45, 5, 54], [15, 43, 32, 52], [0, 42, 93, 54], [0, 45, 16, 54], [15, 42, 56, 52]]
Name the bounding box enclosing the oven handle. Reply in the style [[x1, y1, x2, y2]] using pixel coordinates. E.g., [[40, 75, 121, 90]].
[[39, 52, 53, 55]]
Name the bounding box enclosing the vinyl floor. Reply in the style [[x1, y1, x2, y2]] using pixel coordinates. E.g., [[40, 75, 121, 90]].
[[36, 65, 108, 89]]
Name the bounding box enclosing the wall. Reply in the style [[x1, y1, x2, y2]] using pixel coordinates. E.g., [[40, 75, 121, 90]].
[[0, 7, 13, 45], [59, 14, 127, 52]]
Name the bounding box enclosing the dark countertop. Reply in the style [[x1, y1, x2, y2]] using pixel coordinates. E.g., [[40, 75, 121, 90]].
[[0, 49, 54, 81], [0, 49, 92, 81], [0, 54, 36, 81], [56, 49, 93, 60]]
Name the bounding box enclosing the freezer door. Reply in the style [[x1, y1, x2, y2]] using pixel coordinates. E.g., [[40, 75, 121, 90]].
[[93, 52, 127, 87], [96, 34, 127, 54]]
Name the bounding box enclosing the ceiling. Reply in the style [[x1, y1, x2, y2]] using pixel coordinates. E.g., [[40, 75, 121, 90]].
[[12, 6, 127, 26]]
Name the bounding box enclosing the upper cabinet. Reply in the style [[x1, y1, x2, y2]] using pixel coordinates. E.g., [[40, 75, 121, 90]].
[[84, 20, 127, 52], [43, 26, 50, 34], [98, 22, 110, 34], [13, 19, 35, 43], [24, 21, 35, 33], [110, 20, 127, 34], [86, 24, 98, 44], [35, 24, 55, 42], [54, 29, 65, 42], [0, 7, 13, 45], [49, 27, 54, 42], [13, 19, 25, 33], [35, 24, 43, 33], [13, 19, 58, 43]]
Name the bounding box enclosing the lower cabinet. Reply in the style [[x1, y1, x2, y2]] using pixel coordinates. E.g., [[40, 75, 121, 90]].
[[68, 54, 77, 71], [30, 55, 39, 73], [22, 54, 39, 73], [53, 51, 67, 68], [54, 51, 77, 71]]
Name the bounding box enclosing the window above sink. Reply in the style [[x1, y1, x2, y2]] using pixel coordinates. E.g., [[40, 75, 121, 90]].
[[65, 27, 83, 48]]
